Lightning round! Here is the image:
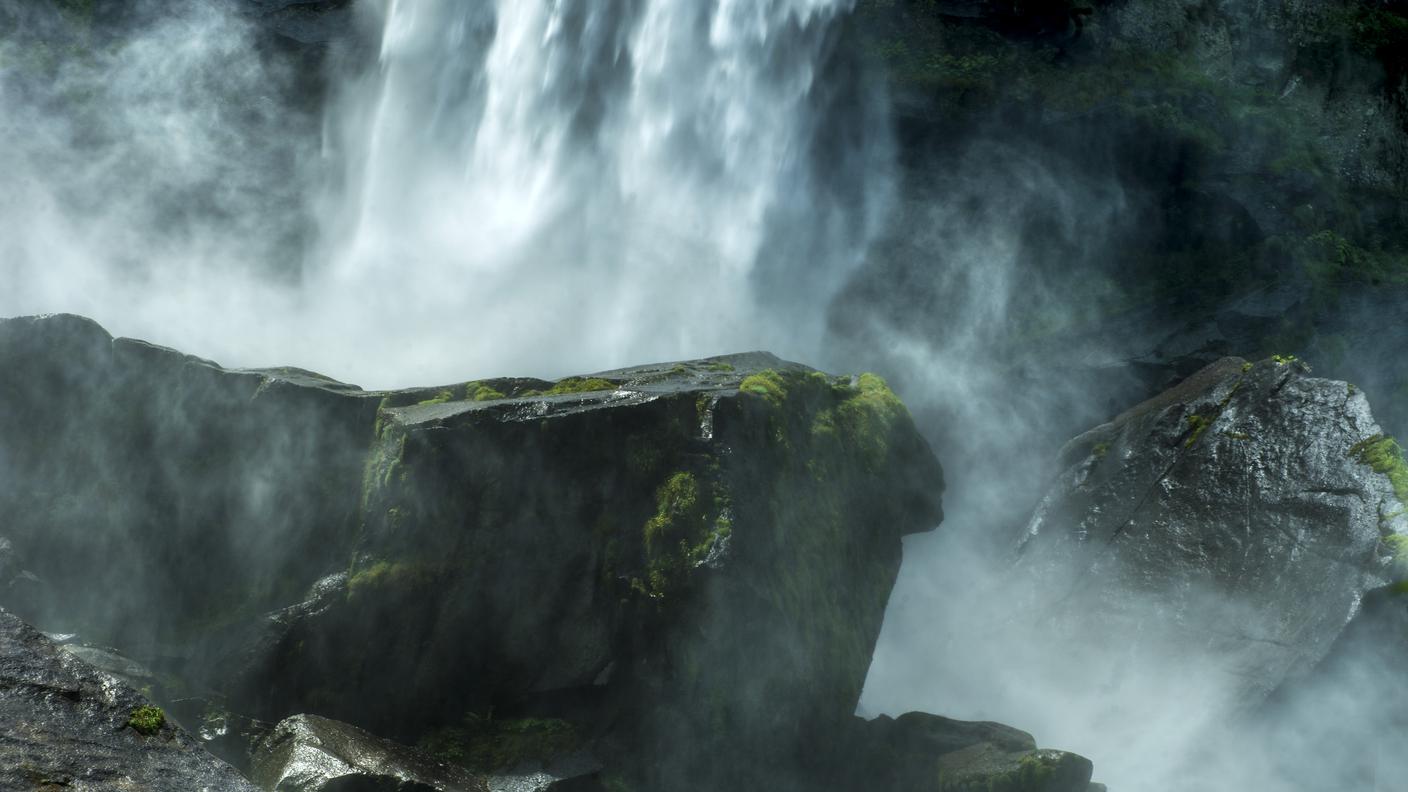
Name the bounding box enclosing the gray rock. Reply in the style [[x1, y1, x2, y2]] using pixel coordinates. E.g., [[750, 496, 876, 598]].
[[251, 714, 603, 792], [851, 712, 1094, 792], [251, 714, 484, 792], [0, 314, 947, 792], [0, 608, 258, 791], [1017, 356, 1404, 706]]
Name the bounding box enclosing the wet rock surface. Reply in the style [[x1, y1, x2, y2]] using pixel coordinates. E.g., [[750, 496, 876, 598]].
[[250, 714, 486, 792], [849, 712, 1095, 792], [1, 314, 1058, 792], [0, 608, 258, 792], [1017, 356, 1405, 706]]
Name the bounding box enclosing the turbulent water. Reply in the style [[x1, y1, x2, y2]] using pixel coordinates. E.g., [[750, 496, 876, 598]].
[[0, 0, 889, 386]]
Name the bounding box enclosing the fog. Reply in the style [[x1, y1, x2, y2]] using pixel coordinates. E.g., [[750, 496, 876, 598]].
[[2, 1, 1404, 790]]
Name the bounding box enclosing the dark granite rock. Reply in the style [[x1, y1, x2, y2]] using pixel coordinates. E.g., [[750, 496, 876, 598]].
[[844, 712, 1094, 792], [251, 713, 606, 792], [0, 314, 949, 791], [239, 357, 944, 791], [1016, 356, 1404, 707], [0, 608, 258, 791]]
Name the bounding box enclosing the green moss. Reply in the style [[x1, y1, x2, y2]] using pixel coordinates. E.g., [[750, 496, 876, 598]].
[[705, 361, 735, 372], [1185, 414, 1212, 448], [1385, 534, 1408, 579], [465, 381, 507, 401], [1349, 435, 1408, 508], [812, 373, 908, 469], [127, 705, 165, 736], [420, 715, 579, 772], [739, 369, 788, 407], [638, 471, 731, 598], [1091, 441, 1110, 459], [347, 559, 441, 596], [521, 377, 617, 397], [417, 389, 454, 406]]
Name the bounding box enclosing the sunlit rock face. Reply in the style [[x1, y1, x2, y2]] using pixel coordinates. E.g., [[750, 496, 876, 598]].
[[1016, 356, 1404, 708], [0, 609, 258, 792]]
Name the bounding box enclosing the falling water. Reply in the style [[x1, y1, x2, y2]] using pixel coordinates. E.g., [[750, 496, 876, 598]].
[[0, 0, 890, 387], [314, 0, 893, 381]]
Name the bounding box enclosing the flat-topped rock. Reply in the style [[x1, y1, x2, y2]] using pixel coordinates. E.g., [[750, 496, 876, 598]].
[[0, 313, 946, 792]]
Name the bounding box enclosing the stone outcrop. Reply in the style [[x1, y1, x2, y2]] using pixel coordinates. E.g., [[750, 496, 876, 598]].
[[237, 356, 945, 790], [1016, 356, 1406, 706], [846, 712, 1095, 792], [0, 608, 258, 792], [2, 314, 1056, 792]]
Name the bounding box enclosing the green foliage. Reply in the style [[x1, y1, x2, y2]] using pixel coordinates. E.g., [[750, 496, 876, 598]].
[[419, 714, 579, 772], [704, 361, 735, 372], [1091, 441, 1110, 459], [1302, 231, 1408, 287], [739, 369, 788, 407], [1348, 434, 1408, 515], [127, 705, 165, 736]]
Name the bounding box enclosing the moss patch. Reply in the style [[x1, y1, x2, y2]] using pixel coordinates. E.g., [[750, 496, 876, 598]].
[[811, 373, 907, 470], [1349, 435, 1408, 516], [126, 705, 165, 736], [739, 369, 788, 407], [347, 559, 442, 597], [417, 389, 455, 406], [639, 471, 730, 597], [521, 377, 617, 397], [465, 381, 507, 401]]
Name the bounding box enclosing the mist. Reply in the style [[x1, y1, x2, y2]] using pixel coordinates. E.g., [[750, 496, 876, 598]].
[[3, 1, 1407, 790]]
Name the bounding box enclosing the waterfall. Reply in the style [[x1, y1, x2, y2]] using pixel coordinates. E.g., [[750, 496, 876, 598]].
[[315, 0, 892, 380]]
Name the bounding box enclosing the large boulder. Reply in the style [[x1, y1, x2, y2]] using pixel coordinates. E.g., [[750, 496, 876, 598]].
[[238, 357, 945, 790], [1015, 356, 1405, 707], [846, 712, 1095, 792], [0, 608, 258, 791], [0, 314, 952, 791], [0, 313, 378, 673]]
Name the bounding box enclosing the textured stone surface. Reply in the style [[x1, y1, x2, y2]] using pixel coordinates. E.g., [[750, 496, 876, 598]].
[[241, 357, 944, 791], [1016, 356, 1404, 705], [251, 714, 485, 792], [0, 608, 258, 792], [846, 712, 1094, 792], [0, 314, 950, 792]]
